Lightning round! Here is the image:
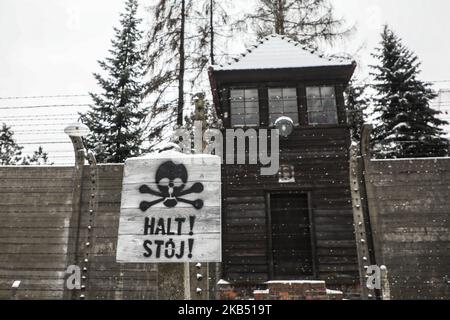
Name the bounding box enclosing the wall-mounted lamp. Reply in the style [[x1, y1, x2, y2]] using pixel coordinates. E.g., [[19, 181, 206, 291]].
[[275, 116, 294, 138], [64, 123, 92, 166], [64, 123, 91, 138]]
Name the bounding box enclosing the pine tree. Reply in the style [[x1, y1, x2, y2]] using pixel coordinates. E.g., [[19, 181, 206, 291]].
[[145, 0, 231, 150], [236, 0, 351, 47], [80, 0, 147, 163], [0, 123, 23, 165], [371, 26, 449, 159], [345, 81, 368, 142], [21, 146, 53, 165]]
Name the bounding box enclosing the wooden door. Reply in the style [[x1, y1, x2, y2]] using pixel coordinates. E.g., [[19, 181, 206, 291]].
[[269, 193, 314, 279]]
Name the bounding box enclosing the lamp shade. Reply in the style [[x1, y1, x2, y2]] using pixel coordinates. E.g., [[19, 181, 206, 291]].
[[64, 123, 91, 138]]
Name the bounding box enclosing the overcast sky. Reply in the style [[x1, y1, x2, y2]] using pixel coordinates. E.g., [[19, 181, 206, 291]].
[[1, 0, 449, 163], [1, 0, 449, 97]]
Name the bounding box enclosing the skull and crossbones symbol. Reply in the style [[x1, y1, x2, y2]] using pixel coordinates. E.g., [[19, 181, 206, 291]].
[[139, 161, 204, 212]]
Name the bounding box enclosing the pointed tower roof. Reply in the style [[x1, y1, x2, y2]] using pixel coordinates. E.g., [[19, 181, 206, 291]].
[[212, 34, 354, 71]]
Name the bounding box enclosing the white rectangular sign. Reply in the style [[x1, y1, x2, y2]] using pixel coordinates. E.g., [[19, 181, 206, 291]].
[[116, 151, 222, 263]]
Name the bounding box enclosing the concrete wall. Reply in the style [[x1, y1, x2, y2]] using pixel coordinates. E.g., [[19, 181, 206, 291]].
[[364, 158, 450, 300], [0, 165, 189, 300]]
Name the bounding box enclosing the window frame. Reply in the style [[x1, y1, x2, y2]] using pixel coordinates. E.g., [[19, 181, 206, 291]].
[[268, 87, 300, 127], [229, 88, 260, 128], [306, 86, 339, 125]]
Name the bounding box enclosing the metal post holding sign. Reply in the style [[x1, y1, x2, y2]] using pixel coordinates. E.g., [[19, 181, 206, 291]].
[[116, 149, 222, 298]]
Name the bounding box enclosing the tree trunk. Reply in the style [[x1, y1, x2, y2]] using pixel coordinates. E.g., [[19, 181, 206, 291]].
[[210, 0, 215, 65], [275, 0, 285, 35], [177, 0, 186, 126]]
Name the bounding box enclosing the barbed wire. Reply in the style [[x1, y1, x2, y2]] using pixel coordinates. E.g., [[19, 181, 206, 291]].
[[0, 79, 449, 102], [0, 82, 448, 101], [1, 98, 449, 112], [0, 104, 91, 110], [13, 130, 75, 134], [9, 124, 79, 128], [1, 114, 79, 120], [19, 141, 71, 145], [0, 94, 91, 100]]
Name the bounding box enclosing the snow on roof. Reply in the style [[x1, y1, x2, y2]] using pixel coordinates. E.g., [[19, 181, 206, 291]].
[[212, 34, 353, 71]]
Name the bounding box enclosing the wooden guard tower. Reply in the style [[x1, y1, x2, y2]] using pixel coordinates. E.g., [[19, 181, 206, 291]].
[[208, 34, 358, 296]]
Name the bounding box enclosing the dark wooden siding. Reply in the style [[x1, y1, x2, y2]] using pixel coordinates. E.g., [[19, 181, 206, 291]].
[[221, 126, 359, 289], [212, 66, 359, 295]]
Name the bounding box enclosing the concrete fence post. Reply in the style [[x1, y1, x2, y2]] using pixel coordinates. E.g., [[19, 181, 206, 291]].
[[65, 136, 86, 300]]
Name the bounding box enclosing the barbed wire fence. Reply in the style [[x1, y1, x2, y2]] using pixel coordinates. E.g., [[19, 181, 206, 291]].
[[1, 79, 449, 165], [0, 91, 182, 165]]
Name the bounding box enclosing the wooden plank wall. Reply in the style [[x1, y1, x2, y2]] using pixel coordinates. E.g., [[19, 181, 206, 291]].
[[77, 165, 162, 300], [222, 126, 359, 295], [364, 158, 450, 300], [0, 167, 74, 299], [0, 165, 186, 300]]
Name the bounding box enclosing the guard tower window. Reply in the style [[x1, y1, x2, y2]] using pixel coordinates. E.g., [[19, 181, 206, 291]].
[[306, 86, 338, 125], [230, 89, 259, 127], [268, 88, 299, 126]]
